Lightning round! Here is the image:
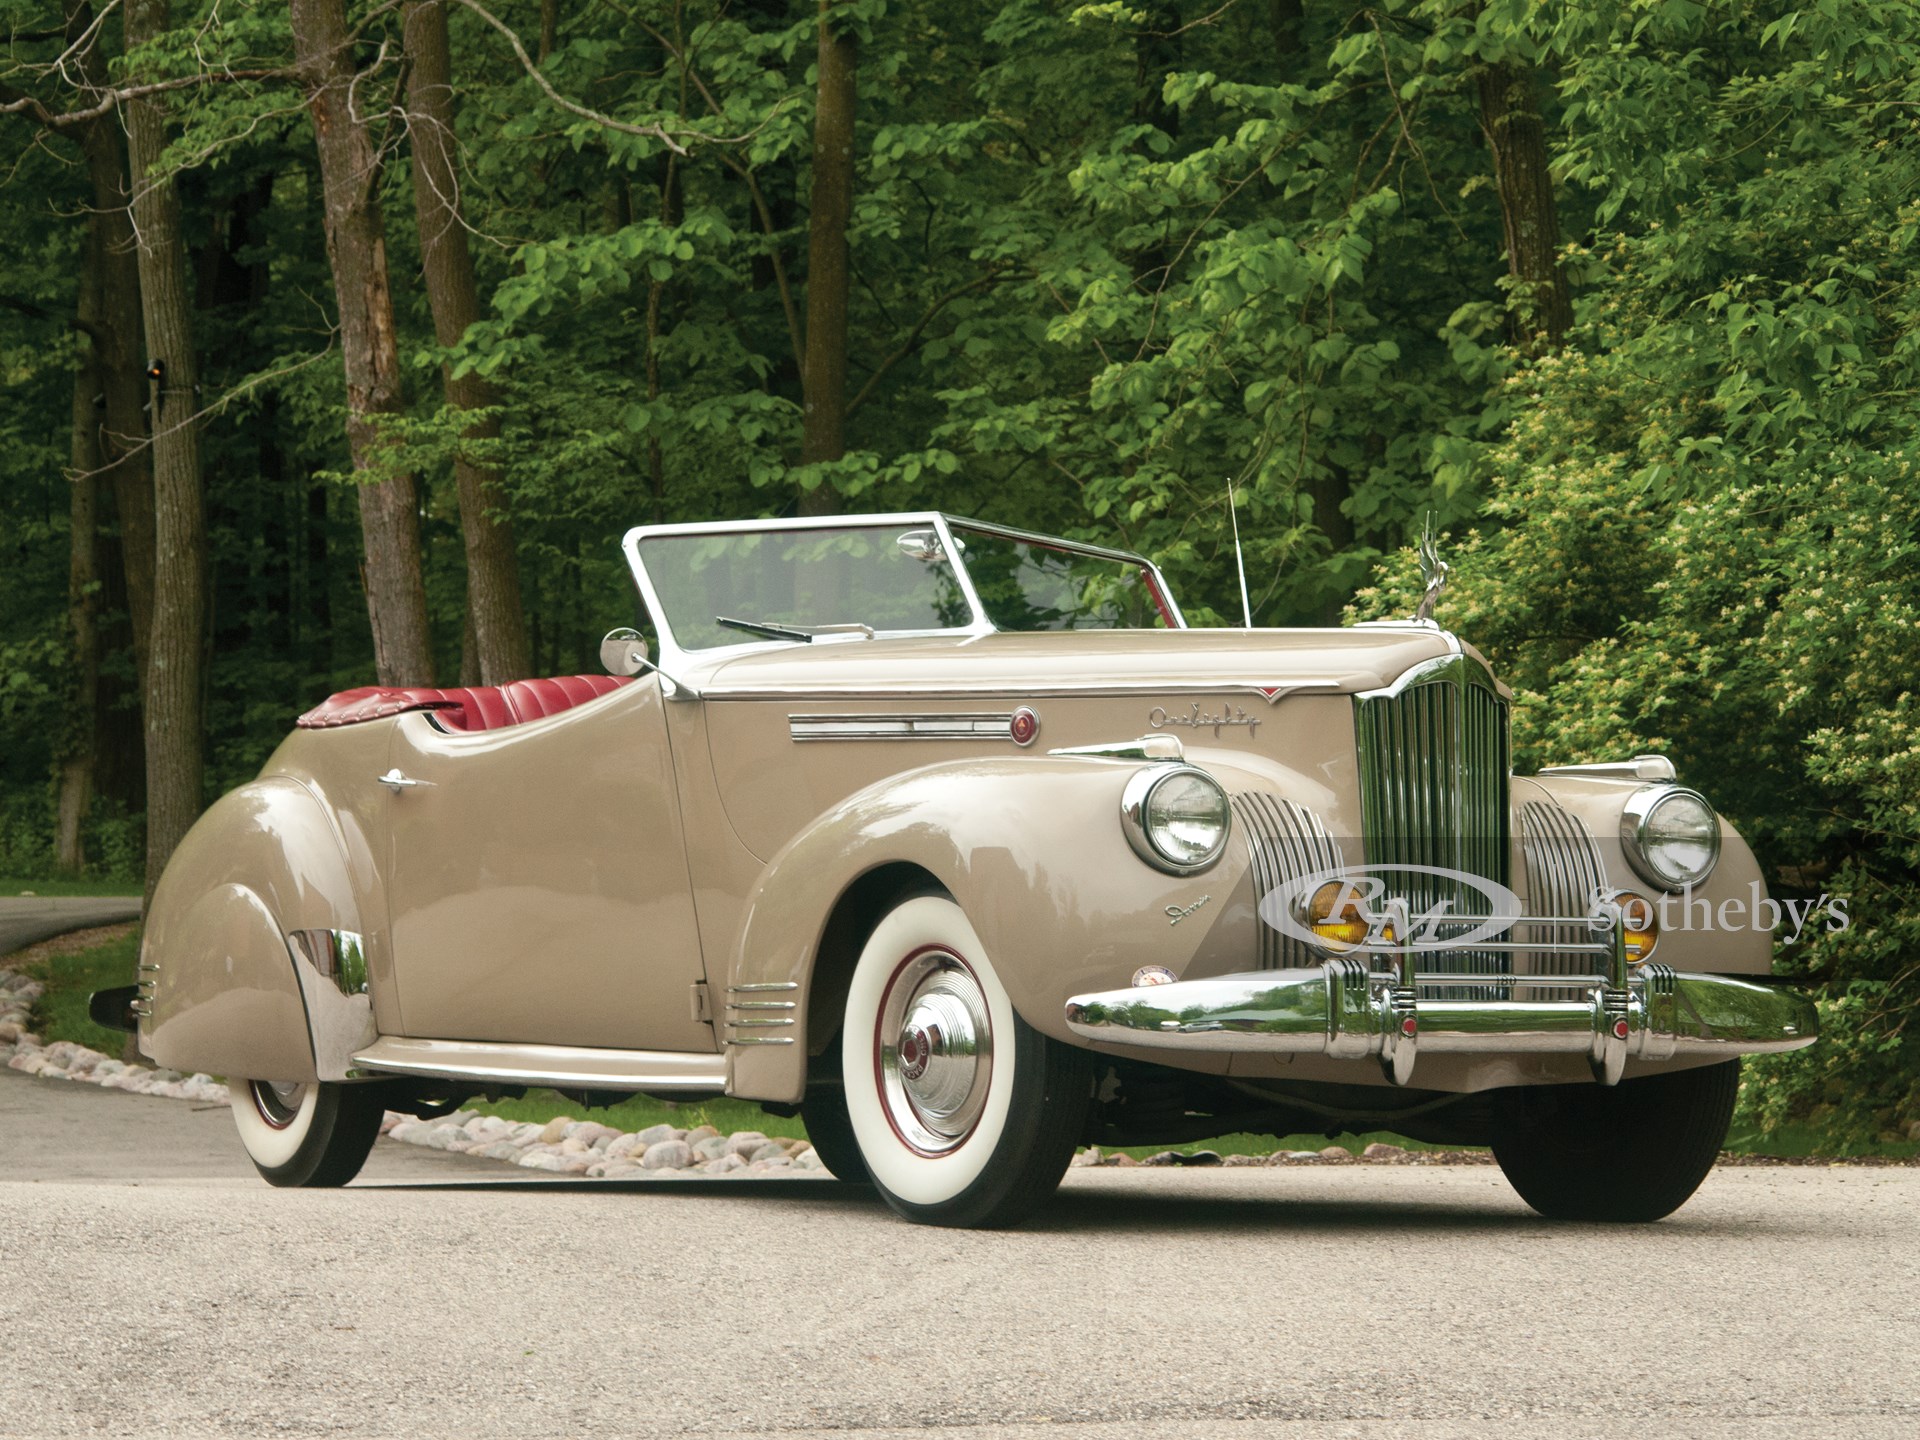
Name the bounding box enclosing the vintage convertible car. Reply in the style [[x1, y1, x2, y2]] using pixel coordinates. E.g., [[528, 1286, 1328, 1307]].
[[108, 512, 1817, 1225]]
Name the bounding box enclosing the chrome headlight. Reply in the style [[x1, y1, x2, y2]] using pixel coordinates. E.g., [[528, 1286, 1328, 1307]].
[[1620, 785, 1721, 891], [1121, 765, 1231, 874]]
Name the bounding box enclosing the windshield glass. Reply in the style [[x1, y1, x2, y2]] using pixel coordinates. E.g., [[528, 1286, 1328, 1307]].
[[636, 526, 973, 650], [950, 524, 1171, 631]]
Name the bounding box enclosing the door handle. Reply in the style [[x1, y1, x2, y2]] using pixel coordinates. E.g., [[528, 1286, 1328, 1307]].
[[377, 768, 428, 793]]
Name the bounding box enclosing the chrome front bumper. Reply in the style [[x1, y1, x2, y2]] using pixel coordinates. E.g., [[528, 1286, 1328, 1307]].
[[1065, 917, 1818, 1088]]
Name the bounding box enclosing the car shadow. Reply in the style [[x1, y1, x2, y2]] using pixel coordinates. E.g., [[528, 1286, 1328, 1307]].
[[344, 1170, 1817, 1237]]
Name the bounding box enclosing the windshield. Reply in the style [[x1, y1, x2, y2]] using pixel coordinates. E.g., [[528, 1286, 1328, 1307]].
[[950, 524, 1172, 631], [636, 526, 973, 651]]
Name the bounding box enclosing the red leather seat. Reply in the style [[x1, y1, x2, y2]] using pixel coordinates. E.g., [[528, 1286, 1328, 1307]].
[[297, 675, 633, 732]]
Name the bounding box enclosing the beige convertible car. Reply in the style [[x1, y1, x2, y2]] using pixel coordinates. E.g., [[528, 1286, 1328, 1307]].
[[106, 513, 1817, 1225]]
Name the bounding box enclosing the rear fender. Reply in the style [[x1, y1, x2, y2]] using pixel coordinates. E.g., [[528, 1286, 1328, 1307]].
[[725, 756, 1259, 1103], [142, 778, 377, 1083]]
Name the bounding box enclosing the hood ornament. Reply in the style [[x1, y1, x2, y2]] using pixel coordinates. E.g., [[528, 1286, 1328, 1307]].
[[1413, 514, 1449, 624]]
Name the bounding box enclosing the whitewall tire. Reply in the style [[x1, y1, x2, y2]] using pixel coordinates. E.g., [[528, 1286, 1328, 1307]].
[[229, 1079, 384, 1188], [840, 894, 1092, 1226]]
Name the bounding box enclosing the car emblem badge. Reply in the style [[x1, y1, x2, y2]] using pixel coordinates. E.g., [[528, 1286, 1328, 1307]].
[[1164, 894, 1213, 926], [899, 1027, 931, 1080], [1149, 702, 1260, 738], [1414, 513, 1449, 624]]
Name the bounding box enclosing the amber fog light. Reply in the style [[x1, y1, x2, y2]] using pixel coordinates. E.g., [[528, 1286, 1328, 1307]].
[[1300, 880, 1371, 946], [1614, 889, 1660, 962]]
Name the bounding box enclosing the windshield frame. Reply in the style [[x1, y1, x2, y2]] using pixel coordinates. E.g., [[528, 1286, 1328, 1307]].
[[621, 512, 1185, 672]]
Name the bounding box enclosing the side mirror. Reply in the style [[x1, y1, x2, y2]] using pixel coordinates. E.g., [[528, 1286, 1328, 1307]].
[[600, 627, 649, 677]]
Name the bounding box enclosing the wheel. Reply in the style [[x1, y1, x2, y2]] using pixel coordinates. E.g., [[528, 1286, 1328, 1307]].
[[229, 1079, 385, 1188], [799, 1080, 869, 1182], [840, 893, 1093, 1227], [1490, 1059, 1741, 1222]]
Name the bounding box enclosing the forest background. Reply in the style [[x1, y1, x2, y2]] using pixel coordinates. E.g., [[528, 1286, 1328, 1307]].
[[2, 0, 1916, 1148]]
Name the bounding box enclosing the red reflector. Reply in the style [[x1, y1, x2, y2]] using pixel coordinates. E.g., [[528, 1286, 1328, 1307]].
[[1401, 1017, 1418, 1036], [1009, 707, 1039, 746], [1613, 1019, 1630, 1039]]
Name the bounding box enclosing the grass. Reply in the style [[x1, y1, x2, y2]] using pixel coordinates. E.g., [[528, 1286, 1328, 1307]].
[[9, 926, 141, 1057], [1100, 1130, 1480, 1160], [13, 931, 1913, 1160], [463, 1090, 809, 1140], [1725, 1117, 1920, 1161], [1, 877, 141, 898]]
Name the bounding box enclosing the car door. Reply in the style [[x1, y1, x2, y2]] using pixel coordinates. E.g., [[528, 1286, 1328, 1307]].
[[379, 676, 711, 1052]]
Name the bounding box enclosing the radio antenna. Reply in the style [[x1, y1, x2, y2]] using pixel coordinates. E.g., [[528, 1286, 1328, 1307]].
[[1227, 479, 1254, 628]]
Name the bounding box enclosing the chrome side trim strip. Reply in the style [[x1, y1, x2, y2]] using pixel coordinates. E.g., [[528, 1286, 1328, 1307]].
[[350, 1037, 726, 1091], [725, 679, 1345, 702], [1538, 755, 1676, 782], [790, 712, 1013, 742]]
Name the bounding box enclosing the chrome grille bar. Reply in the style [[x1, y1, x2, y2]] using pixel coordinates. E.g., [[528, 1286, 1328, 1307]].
[[1520, 799, 1607, 994], [1354, 655, 1512, 996], [1231, 793, 1342, 970]]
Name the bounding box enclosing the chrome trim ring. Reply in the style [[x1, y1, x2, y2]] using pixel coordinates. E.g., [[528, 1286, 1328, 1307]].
[[1619, 784, 1722, 892], [1121, 764, 1232, 875], [875, 947, 993, 1156], [251, 1080, 306, 1131]]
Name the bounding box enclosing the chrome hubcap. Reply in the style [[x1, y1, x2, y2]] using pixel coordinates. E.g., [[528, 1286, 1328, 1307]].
[[253, 1080, 307, 1130], [878, 951, 992, 1154]]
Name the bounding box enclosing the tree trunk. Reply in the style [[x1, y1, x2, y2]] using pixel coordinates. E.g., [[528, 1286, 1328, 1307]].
[[799, 0, 856, 513], [539, 0, 560, 63], [67, 0, 155, 691], [1476, 60, 1571, 350], [124, 0, 208, 905], [57, 249, 104, 876], [1270, 0, 1305, 64], [646, 156, 679, 524], [404, 0, 532, 683], [291, 0, 437, 686]]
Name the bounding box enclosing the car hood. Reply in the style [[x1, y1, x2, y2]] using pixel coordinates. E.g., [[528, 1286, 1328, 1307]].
[[693, 624, 1483, 699]]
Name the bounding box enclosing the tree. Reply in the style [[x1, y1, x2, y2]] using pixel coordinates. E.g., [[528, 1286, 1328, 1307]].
[[798, 0, 856, 512], [290, 0, 437, 686], [64, 0, 157, 689], [1477, 59, 1570, 349], [124, 0, 208, 902], [404, 0, 531, 683], [56, 242, 104, 875]]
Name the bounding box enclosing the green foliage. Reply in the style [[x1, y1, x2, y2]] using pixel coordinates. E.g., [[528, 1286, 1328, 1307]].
[[15, 928, 142, 1058], [1350, 0, 1920, 1141], [3, 0, 1916, 1143]]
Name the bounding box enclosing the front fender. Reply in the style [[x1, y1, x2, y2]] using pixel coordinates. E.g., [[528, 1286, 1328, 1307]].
[[1521, 773, 1775, 975], [726, 756, 1260, 1102], [142, 778, 377, 1083]]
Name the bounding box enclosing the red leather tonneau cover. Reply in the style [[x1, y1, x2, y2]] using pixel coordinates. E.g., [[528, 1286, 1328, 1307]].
[[296, 675, 632, 732]]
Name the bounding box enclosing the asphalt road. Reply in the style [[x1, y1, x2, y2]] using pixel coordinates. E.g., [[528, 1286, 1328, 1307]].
[[0, 896, 142, 958], [1, 1068, 1914, 1439]]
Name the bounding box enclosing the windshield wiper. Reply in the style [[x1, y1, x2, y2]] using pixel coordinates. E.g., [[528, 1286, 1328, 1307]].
[[715, 616, 877, 643], [717, 615, 814, 643]]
